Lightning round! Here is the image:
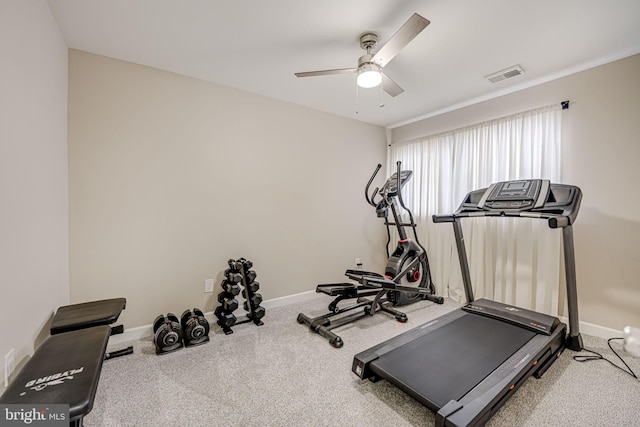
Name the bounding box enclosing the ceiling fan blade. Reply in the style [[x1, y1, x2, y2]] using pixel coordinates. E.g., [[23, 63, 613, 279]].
[[371, 13, 430, 68], [295, 68, 357, 78], [381, 73, 404, 97]]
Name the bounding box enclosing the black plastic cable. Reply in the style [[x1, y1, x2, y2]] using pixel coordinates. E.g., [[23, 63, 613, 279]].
[[573, 338, 638, 379]]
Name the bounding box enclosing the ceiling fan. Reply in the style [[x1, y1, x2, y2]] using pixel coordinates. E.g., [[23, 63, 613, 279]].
[[295, 13, 430, 97]]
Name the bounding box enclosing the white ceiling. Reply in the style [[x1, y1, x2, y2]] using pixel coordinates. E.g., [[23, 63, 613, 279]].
[[47, 0, 640, 128]]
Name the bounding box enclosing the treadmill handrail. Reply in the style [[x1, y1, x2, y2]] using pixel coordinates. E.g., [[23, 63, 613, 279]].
[[431, 180, 583, 351], [433, 210, 574, 228]]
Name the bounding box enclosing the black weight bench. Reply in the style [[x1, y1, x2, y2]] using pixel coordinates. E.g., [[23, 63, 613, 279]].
[[51, 298, 133, 359], [0, 326, 111, 426]]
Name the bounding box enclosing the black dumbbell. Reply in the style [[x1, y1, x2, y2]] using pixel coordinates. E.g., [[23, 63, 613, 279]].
[[227, 259, 243, 272], [217, 292, 230, 304], [225, 271, 242, 283], [246, 281, 260, 293], [243, 293, 262, 310], [222, 281, 241, 296], [214, 306, 237, 328], [244, 270, 257, 282], [153, 313, 183, 355], [223, 298, 238, 312], [180, 308, 210, 347], [249, 306, 266, 320], [242, 259, 253, 270]]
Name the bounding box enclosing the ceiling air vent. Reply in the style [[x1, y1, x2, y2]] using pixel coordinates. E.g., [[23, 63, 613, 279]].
[[484, 65, 525, 83]]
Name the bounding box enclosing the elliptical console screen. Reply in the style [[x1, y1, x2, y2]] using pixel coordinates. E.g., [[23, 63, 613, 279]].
[[381, 170, 412, 196], [481, 179, 547, 210]]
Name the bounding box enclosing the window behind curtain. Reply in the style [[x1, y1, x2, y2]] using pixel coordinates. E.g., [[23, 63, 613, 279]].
[[388, 104, 564, 315]]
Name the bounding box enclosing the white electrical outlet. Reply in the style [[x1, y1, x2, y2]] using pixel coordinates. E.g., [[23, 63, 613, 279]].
[[204, 279, 214, 293], [4, 349, 15, 388]]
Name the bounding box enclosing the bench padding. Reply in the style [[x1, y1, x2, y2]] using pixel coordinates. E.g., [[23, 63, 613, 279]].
[[0, 326, 111, 424], [50, 298, 126, 334]]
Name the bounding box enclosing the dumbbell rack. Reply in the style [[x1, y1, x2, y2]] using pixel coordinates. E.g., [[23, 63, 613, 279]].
[[215, 258, 266, 335]]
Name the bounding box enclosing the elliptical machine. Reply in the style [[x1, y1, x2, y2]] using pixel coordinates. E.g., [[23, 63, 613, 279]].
[[297, 161, 444, 348]]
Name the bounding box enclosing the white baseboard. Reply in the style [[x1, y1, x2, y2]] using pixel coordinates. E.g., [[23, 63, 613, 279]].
[[261, 289, 317, 309], [559, 316, 622, 340], [108, 324, 153, 345], [108, 291, 622, 346], [108, 290, 318, 346]]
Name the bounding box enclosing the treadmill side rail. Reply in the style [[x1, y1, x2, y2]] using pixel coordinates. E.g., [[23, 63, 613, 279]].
[[437, 324, 566, 427], [436, 401, 464, 427]]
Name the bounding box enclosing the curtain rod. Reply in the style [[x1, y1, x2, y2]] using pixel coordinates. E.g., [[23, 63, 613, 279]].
[[391, 103, 567, 147]]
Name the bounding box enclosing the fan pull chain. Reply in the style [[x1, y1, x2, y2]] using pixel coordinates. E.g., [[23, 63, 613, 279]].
[[355, 83, 359, 114], [379, 81, 385, 107]]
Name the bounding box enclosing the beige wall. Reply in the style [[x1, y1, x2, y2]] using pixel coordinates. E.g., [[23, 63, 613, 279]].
[[2, 8, 634, 372], [0, 0, 69, 388], [392, 54, 640, 332], [68, 50, 388, 328]]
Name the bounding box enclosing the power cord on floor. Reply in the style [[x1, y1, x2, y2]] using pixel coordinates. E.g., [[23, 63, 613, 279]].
[[573, 338, 638, 379]]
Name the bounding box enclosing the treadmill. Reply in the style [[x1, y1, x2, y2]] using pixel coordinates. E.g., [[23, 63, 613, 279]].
[[352, 179, 584, 427]]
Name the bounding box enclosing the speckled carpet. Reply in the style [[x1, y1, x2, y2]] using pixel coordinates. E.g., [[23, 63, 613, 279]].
[[86, 294, 640, 426]]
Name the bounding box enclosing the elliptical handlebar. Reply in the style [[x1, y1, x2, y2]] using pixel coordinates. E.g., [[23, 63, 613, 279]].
[[364, 161, 415, 218], [395, 161, 419, 242], [365, 163, 383, 207], [395, 161, 408, 210]]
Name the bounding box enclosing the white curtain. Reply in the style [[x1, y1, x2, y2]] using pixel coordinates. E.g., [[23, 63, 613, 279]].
[[388, 104, 563, 315]]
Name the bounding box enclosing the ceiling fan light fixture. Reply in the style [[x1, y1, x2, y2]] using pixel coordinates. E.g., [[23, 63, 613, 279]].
[[295, 13, 430, 98], [357, 63, 382, 88]]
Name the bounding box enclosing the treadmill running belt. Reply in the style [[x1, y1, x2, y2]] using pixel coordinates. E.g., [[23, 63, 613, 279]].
[[369, 313, 536, 410]]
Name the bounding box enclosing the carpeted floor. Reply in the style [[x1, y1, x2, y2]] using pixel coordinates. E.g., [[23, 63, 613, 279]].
[[86, 294, 640, 426]]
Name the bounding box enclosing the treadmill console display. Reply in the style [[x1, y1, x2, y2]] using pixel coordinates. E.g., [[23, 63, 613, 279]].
[[479, 179, 548, 211], [439, 179, 580, 229]]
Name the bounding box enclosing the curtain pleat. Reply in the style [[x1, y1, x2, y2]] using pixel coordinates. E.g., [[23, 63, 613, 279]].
[[389, 104, 563, 315]]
